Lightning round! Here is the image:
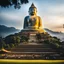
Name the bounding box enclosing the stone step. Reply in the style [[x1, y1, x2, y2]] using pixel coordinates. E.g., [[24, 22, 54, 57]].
[[2, 52, 63, 60], [6, 52, 58, 55], [3, 43, 64, 59], [7, 48, 56, 52], [17, 44, 52, 48]]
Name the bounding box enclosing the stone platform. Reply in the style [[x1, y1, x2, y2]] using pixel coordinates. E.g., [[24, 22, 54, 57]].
[[21, 29, 45, 34]]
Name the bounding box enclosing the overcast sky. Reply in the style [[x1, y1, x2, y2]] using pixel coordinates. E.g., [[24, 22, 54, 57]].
[[0, 0, 64, 32]]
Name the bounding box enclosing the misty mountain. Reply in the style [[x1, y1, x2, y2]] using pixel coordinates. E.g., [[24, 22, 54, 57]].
[[0, 25, 20, 37], [45, 28, 64, 41], [0, 25, 64, 41]]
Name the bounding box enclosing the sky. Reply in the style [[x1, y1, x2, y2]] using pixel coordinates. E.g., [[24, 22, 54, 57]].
[[0, 0, 64, 32]]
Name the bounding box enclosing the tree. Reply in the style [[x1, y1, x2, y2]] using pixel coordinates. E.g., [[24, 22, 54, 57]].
[[14, 36, 21, 46], [21, 35, 29, 42], [0, 37, 6, 49], [0, 0, 29, 9], [5, 35, 15, 44], [6, 44, 10, 48], [16, 36, 21, 43], [10, 43, 15, 48], [5, 35, 21, 47]]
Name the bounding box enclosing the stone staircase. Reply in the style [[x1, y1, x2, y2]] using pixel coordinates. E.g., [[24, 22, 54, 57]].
[[8, 43, 56, 52], [4, 42, 64, 60]]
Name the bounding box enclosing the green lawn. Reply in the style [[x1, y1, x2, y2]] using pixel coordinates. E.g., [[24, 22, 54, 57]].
[[0, 59, 64, 64]]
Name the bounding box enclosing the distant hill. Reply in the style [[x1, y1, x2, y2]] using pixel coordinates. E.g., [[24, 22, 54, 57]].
[[45, 28, 64, 41], [0, 25, 64, 41], [0, 25, 20, 37]]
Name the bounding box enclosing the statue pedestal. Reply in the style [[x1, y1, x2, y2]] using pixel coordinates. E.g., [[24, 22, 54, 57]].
[[21, 29, 45, 33], [20, 29, 45, 43]]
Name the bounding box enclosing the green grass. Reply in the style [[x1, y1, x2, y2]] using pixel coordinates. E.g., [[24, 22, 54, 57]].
[[0, 59, 64, 64]]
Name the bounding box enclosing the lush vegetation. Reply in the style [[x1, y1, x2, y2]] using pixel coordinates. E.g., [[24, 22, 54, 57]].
[[0, 32, 30, 49], [36, 32, 64, 59], [0, 35, 20, 49], [0, 32, 64, 50], [20, 33, 29, 43], [36, 32, 51, 43], [0, 0, 29, 9], [36, 32, 64, 54]]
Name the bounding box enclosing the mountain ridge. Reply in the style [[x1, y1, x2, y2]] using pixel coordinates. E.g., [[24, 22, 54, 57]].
[[44, 28, 64, 41], [0, 25, 20, 37], [0, 25, 64, 41]]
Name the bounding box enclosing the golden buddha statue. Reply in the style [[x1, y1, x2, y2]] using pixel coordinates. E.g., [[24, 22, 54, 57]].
[[23, 3, 45, 33]]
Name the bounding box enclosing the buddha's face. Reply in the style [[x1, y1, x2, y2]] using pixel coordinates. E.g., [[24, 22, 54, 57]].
[[29, 8, 37, 15]]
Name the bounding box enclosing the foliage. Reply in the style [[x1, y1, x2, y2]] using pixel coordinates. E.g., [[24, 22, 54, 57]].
[[36, 32, 51, 43], [36, 32, 64, 54], [45, 36, 64, 54], [0, 37, 6, 49], [5, 34, 21, 48], [0, 32, 30, 49], [21, 35, 29, 42], [0, 0, 29, 9]]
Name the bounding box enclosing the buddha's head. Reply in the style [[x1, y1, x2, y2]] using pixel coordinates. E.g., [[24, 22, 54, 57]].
[[29, 3, 37, 16]]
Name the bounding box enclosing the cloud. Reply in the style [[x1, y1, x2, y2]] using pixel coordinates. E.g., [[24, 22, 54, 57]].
[[40, 1, 64, 32], [0, 12, 21, 21], [0, 12, 24, 29]]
